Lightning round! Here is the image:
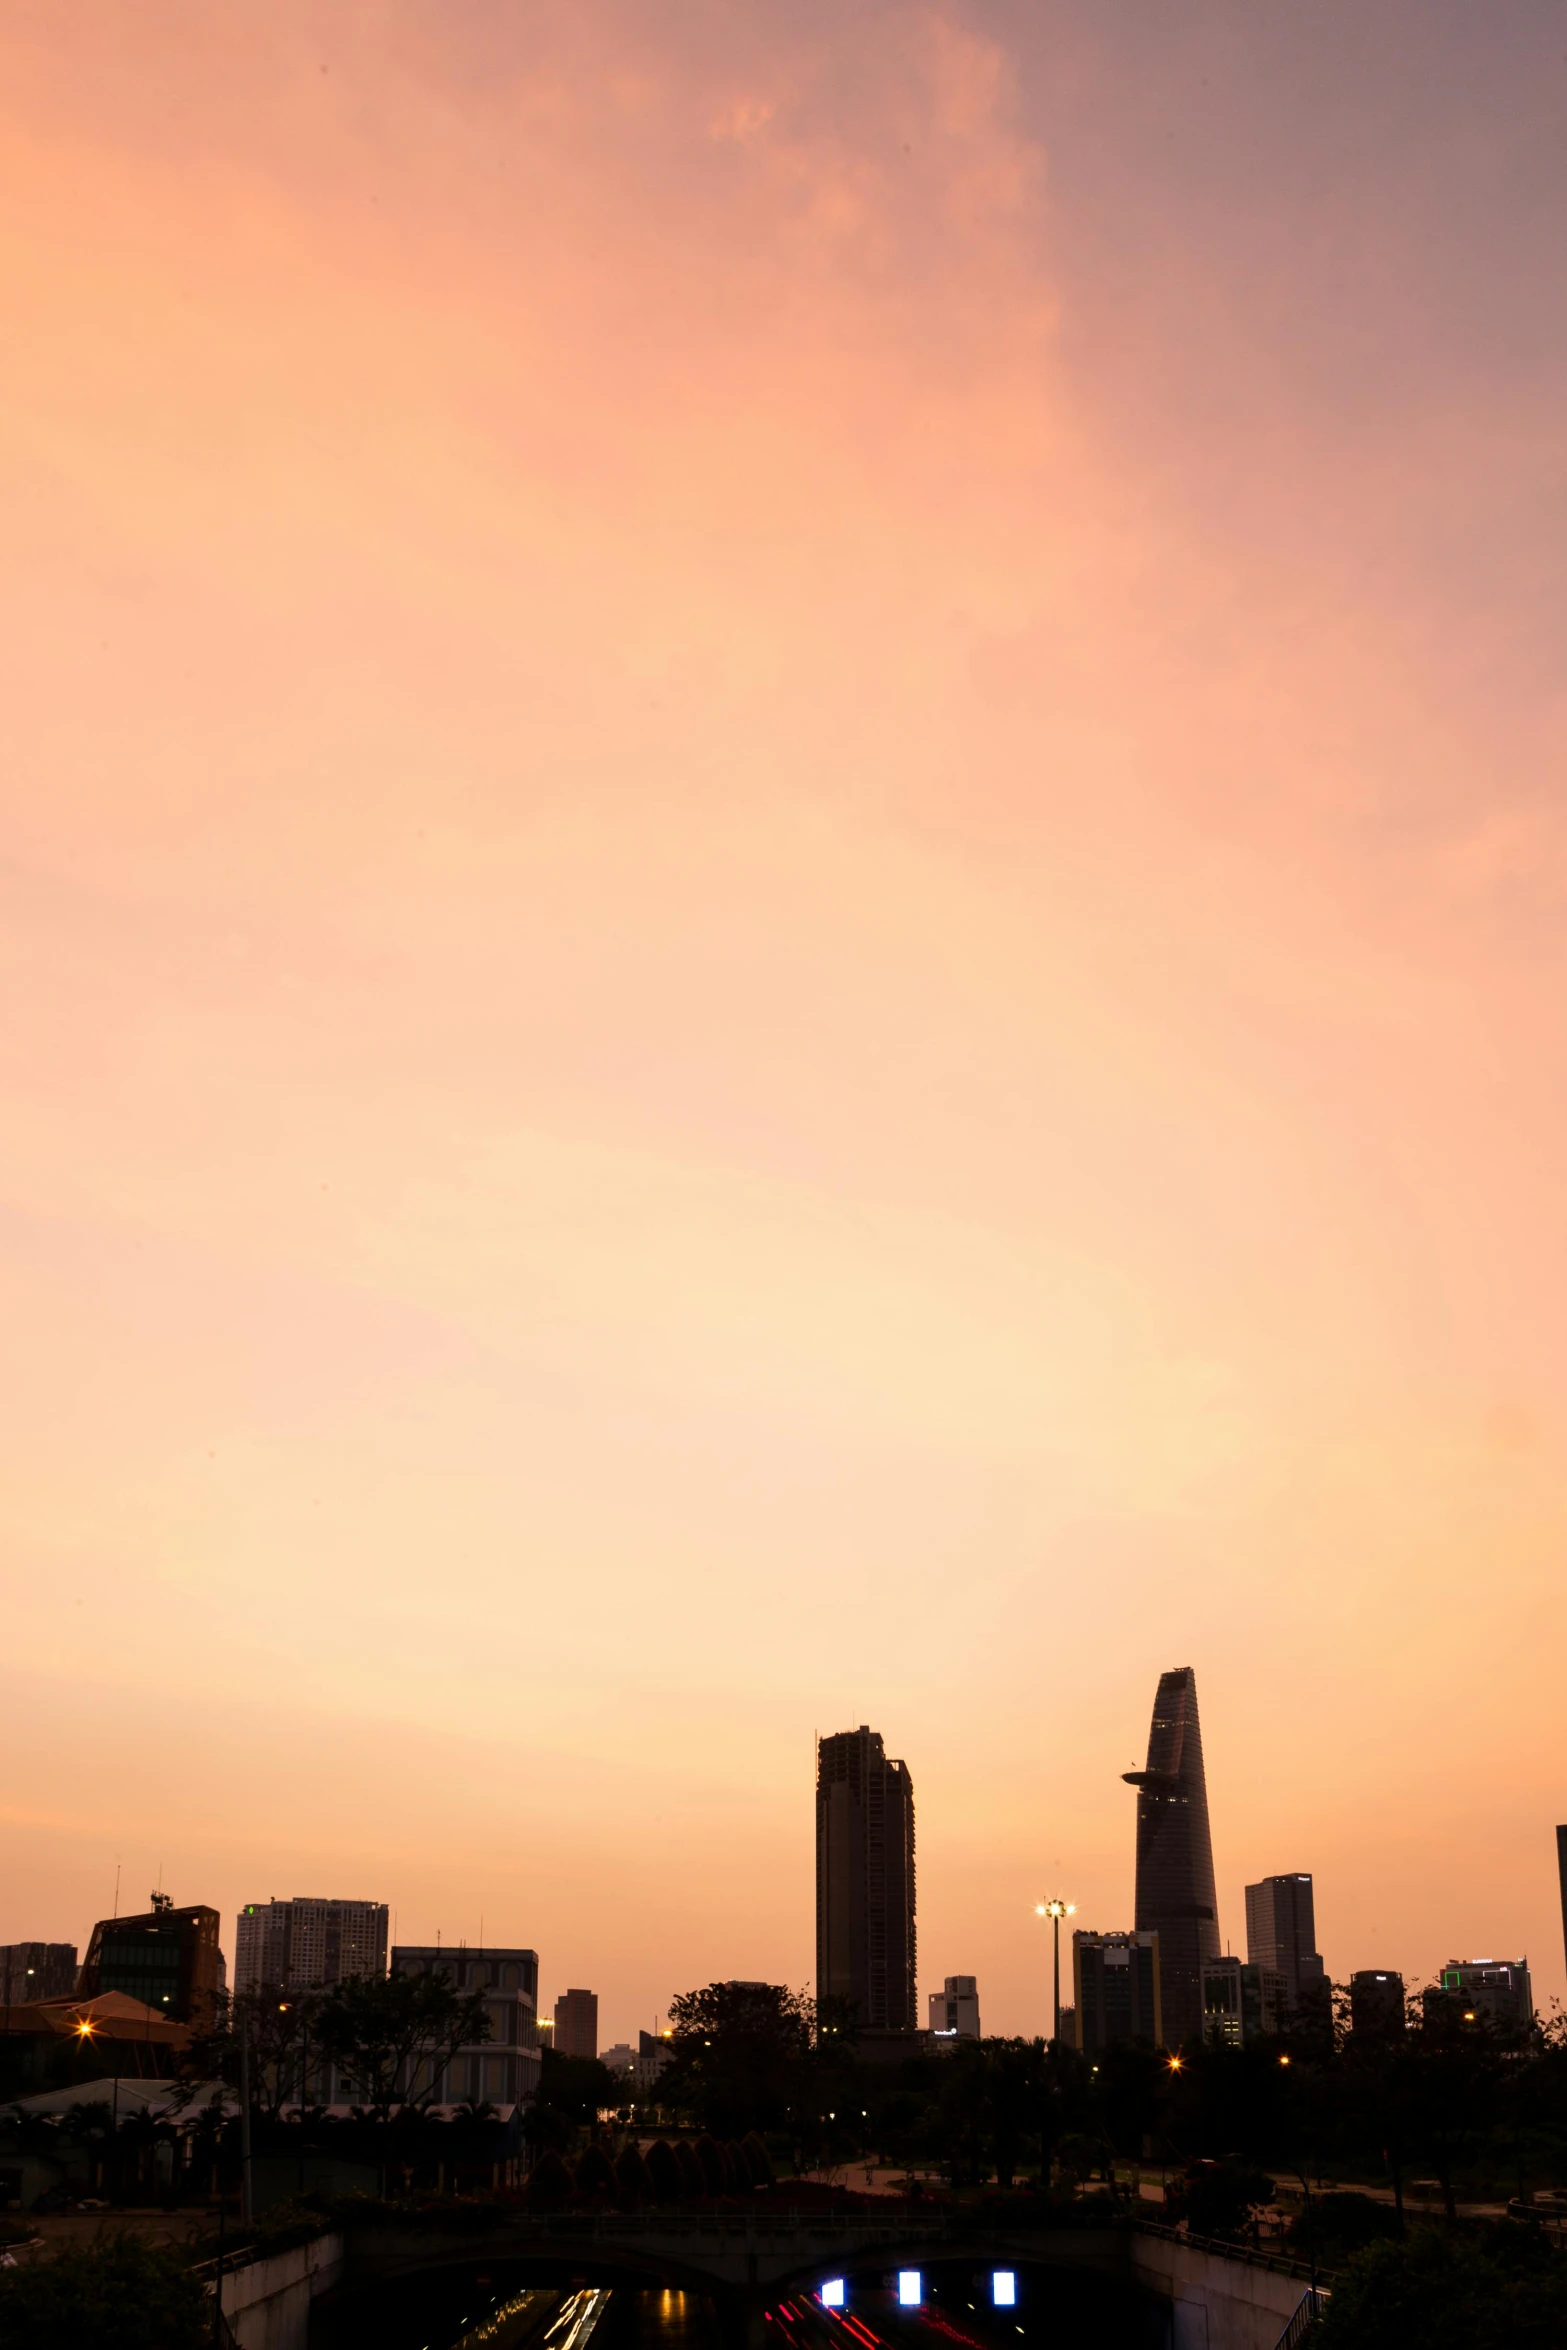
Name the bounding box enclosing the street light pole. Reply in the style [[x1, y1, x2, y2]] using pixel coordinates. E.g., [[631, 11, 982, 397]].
[[238, 2009, 254, 2226], [1035, 1900, 1076, 2045]]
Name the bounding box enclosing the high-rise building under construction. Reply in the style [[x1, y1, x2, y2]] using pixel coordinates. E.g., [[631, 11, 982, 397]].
[[816, 1725, 916, 2032], [1123, 1666, 1220, 2049]]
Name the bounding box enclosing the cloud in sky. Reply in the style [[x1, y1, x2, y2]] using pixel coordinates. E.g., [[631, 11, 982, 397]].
[[3, 0, 1566, 2027]]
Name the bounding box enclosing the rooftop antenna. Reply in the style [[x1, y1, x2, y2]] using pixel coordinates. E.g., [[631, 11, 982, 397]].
[[113, 1861, 121, 1919]]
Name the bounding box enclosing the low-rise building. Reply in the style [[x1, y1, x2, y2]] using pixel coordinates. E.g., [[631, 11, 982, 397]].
[[1434, 1957, 1533, 2039], [0, 1992, 189, 2099], [0, 1945, 78, 2005], [596, 2031, 673, 2094], [928, 1975, 981, 2044], [389, 1946, 541, 2111], [79, 1896, 222, 2026]]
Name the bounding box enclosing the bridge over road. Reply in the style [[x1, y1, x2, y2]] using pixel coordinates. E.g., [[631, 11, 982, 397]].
[[304, 2208, 1323, 2350]]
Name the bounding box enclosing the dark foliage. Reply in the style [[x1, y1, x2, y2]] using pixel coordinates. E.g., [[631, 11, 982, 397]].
[[644, 2138, 682, 2201], [522, 2100, 573, 2154], [614, 2142, 653, 2205], [0, 2231, 207, 2350], [1290, 2193, 1403, 2265], [656, 1982, 814, 2137], [675, 2139, 706, 2198], [1315, 2225, 1567, 2350], [573, 2142, 617, 2197], [314, 1972, 492, 2120], [740, 2130, 775, 2185], [524, 2149, 573, 2207], [1164, 2159, 1276, 2240], [538, 2048, 624, 2124], [180, 1984, 327, 2121]]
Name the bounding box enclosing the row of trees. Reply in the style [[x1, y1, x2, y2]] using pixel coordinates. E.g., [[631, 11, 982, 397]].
[[164, 1971, 1567, 2222], [637, 1978, 1567, 2214]]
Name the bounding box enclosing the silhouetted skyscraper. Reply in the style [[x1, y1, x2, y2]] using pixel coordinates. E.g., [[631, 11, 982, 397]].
[[1558, 1827, 1567, 1984], [1245, 1873, 1325, 2010], [816, 1725, 916, 2031], [1349, 1968, 1405, 2039], [1123, 1667, 1220, 2049]]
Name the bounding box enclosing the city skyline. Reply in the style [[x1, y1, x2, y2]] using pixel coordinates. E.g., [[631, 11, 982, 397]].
[[4, 2, 1567, 2046], [5, 1698, 1560, 2053]]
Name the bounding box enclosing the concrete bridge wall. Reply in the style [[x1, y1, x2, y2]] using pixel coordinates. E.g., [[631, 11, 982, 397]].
[[215, 2231, 345, 2350], [1130, 2234, 1309, 2350]]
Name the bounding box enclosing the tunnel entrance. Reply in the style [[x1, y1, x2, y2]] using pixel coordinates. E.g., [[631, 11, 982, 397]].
[[311, 2255, 1157, 2350]]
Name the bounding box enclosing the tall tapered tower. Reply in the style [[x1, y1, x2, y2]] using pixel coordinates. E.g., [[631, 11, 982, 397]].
[[1123, 1667, 1219, 2049], [816, 1726, 916, 2031]]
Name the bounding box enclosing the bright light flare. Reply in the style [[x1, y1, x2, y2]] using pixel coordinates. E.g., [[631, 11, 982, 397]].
[[992, 2272, 1017, 2307], [820, 2280, 845, 2309], [897, 2273, 922, 2307]]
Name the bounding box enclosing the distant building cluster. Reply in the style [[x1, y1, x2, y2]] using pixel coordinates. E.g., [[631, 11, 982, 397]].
[[4, 1674, 1563, 2127], [813, 1669, 1563, 2062]]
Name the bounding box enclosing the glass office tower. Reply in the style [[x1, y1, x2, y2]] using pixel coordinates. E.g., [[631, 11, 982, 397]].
[[1122, 1666, 1220, 2049]]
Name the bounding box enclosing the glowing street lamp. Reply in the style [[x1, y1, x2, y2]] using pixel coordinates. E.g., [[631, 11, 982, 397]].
[[1035, 1899, 1077, 2045]]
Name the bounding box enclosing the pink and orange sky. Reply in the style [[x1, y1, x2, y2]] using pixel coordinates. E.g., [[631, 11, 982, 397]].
[[3, 2, 1566, 2041]]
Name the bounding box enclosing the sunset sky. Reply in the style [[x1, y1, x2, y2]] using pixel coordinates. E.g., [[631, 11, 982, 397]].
[[3, 1, 1566, 2041]]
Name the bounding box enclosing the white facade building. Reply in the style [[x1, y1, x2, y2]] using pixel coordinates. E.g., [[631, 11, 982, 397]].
[[928, 1974, 981, 2043], [388, 1945, 542, 2111]]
